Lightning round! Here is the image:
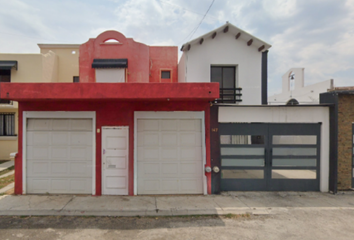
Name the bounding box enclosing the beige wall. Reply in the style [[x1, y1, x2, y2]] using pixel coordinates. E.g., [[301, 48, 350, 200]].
[[0, 52, 61, 83], [39, 44, 80, 82], [0, 44, 80, 159], [0, 54, 43, 82], [0, 44, 80, 83], [0, 108, 18, 160], [42, 51, 58, 82], [0, 54, 42, 159]]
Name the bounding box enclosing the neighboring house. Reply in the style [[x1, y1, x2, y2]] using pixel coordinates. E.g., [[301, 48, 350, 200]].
[[179, 23, 271, 105], [320, 87, 354, 192], [268, 68, 334, 105], [0, 30, 218, 196], [0, 23, 332, 196], [0, 45, 79, 160], [179, 23, 330, 193]]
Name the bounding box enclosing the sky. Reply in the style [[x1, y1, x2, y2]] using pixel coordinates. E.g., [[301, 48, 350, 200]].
[[0, 0, 353, 95]]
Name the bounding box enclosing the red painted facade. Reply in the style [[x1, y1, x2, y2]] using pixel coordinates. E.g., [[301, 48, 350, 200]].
[[0, 83, 218, 101], [13, 100, 212, 195], [79, 31, 178, 83], [2, 30, 218, 196]]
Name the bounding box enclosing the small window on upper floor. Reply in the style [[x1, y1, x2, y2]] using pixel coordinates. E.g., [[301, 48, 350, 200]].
[[92, 59, 128, 83], [0, 70, 10, 83], [73, 76, 79, 83], [211, 66, 235, 89], [161, 71, 171, 79], [211, 66, 241, 103], [160, 70, 172, 83]]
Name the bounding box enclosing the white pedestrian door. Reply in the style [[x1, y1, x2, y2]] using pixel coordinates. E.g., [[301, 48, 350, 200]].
[[102, 127, 129, 195]]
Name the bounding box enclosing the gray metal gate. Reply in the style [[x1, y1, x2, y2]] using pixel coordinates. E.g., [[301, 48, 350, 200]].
[[219, 123, 320, 191]]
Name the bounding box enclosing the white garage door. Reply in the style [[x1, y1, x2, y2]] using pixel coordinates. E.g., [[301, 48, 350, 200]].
[[26, 118, 93, 194], [137, 118, 203, 194]]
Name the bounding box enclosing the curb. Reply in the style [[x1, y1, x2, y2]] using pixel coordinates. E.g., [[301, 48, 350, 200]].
[[2, 207, 354, 217]]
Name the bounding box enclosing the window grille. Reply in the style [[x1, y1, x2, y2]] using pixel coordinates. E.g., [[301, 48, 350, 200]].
[[0, 113, 15, 136]]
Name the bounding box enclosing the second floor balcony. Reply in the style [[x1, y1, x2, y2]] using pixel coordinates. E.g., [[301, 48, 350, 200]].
[[214, 87, 242, 104]]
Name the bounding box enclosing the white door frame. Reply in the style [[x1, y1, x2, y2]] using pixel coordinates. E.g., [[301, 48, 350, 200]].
[[134, 111, 207, 195], [101, 126, 129, 195], [22, 111, 96, 195]]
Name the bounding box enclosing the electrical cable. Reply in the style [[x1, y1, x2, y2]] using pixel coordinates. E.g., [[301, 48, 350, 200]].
[[180, 0, 215, 44]]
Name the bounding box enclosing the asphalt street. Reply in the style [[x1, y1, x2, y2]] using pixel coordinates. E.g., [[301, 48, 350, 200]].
[[0, 209, 354, 240]]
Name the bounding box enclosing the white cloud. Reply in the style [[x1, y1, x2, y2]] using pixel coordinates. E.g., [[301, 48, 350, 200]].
[[0, 0, 353, 94], [0, 0, 56, 52], [262, 0, 297, 19], [266, 0, 354, 94], [106, 0, 204, 45]]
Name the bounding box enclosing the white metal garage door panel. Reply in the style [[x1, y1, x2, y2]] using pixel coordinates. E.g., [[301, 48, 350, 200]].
[[137, 119, 203, 194], [26, 119, 93, 194]]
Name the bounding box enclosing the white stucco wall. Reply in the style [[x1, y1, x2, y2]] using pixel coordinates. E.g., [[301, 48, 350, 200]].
[[268, 68, 334, 105], [180, 33, 263, 105], [268, 80, 333, 105], [282, 68, 305, 93], [218, 106, 330, 192], [178, 53, 186, 83]]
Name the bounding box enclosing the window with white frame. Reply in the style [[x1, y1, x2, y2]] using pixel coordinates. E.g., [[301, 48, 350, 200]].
[[0, 113, 15, 136]]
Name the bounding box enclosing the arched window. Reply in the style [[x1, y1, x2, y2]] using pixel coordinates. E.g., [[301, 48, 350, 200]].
[[286, 98, 299, 105]]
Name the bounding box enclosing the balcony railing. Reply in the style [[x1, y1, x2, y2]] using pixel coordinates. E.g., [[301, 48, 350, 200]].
[[214, 88, 242, 103], [0, 99, 11, 104]]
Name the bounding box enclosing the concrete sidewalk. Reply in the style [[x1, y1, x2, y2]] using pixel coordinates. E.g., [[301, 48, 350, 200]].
[[0, 170, 14, 179], [0, 161, 14, 172], [0, 191, 354, 217]]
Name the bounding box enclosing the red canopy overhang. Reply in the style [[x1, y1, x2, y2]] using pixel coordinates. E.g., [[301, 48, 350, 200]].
[[0, 82, 219, 101]]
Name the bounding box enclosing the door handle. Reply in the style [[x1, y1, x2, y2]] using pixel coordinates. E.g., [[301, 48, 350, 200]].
[[264, 148, 266, 166]]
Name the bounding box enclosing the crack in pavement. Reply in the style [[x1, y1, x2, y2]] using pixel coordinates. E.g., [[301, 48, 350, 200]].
[[154, 197, 159, 213], [28, 196, 32, 210], [59, 196, 75, 212], [211, 197, 224, 210], [233, 195, 253, 210]]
